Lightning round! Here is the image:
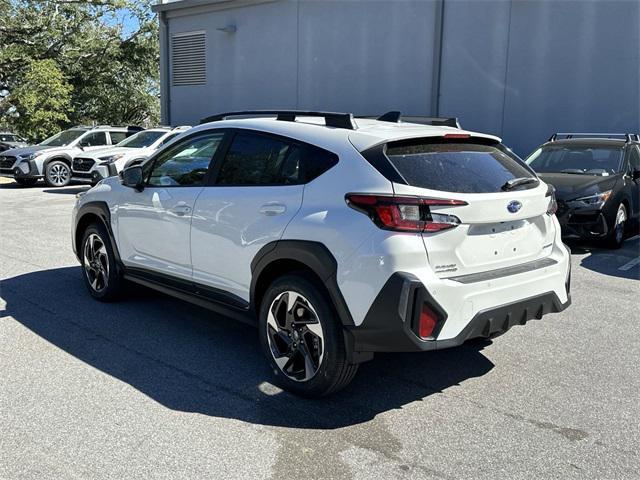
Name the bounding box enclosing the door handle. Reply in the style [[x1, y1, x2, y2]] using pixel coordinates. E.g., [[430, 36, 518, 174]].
[[259, 203, 286, 216], [169, 203, 192, 216]]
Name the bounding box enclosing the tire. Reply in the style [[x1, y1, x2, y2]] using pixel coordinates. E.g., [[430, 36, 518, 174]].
[[80, 222, 125, 301], [44, 160, 71, 187], [15, 178, 38, 187], [258, 274, 358, 397], [606, 203, 627, 249]]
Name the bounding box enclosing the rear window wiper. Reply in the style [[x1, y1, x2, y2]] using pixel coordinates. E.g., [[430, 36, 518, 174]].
[[502, 177, 539, 191]]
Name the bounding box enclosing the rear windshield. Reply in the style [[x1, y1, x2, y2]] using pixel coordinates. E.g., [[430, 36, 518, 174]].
[[385, 142, 535, 193], [526, 146, 623, 176]]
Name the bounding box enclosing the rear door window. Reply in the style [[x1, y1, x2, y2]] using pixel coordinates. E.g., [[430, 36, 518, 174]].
[[385, 141, 534, 193]]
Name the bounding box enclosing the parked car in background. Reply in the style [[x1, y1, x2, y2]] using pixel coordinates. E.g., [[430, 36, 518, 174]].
[[526, 133, 640, 248], [0, 132, 29, 152], [70, 126, 191, 185], [0, 125, 141, 187], [72, 110, 571, 396]]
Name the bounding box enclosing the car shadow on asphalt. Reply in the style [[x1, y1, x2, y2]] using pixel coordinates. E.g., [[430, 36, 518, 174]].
[[1, 266, 494, 429], [43, 186, 91, 195], [568, 234, 640, 281]]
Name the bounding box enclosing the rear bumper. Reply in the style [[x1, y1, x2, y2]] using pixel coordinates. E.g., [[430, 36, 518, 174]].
[[345, 269, 571, 355]]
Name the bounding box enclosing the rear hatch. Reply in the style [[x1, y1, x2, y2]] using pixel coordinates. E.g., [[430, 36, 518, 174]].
[[384, 139, 556, 278]]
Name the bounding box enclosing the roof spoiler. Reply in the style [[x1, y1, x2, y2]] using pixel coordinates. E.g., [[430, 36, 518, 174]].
[[549, 133, 640, 142], [374, 111, 461, 129], [199, 110, 356, 130]]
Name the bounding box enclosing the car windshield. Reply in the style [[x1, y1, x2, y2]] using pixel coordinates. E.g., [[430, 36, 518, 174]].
[[0, 134, 19, 142], [40, 129, 86, 147], [526, 146, 623, 176], [117, 130, 166, 148]]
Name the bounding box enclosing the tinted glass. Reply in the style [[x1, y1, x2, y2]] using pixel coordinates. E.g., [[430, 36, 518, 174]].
[[159, 132, 180, 146], [628, 146, 640, 171], [385, 142, 534, 193], [216, 132, 294, 186], [40, 129, 86, 146], [526, 146, 623, 176], [148, 133, 224, 187], [117, 130, 165, 148], [80, 132, 108, 147], [0, 134, 18, 142], [109, 131, 128, 144]]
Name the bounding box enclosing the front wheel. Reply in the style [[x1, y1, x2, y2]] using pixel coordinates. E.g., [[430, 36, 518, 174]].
[[258, 274, 358, 397], [606, 203, 627, 249], [44, 160, 71, 187], [81, 222, 125, 301]]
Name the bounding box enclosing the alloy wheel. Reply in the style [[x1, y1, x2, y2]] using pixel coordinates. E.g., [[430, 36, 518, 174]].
[[614, 205, 627, 244], [266, 291, 325, 382], [48, 163, 70, 186], [83, 233, 109, 292]]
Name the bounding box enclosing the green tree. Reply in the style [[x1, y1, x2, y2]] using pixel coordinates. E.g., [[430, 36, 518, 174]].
[[10, 59, 73, 140], [0, 0, 159, 135]]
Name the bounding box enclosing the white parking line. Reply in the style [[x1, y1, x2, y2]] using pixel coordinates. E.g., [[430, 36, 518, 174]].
[[619, 257, 640, 271]]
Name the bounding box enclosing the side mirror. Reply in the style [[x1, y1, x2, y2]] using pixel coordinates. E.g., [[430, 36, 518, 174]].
[[120, 165, 144, 191]]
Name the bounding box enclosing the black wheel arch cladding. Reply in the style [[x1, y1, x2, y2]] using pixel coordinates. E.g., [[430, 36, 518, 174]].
[[250, 240, 355, 327]]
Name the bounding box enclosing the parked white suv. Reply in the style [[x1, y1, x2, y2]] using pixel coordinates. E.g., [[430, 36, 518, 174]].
[[72, 111, 571, 396], [0, 125, 141, 187], [71, 126, 191, 185]]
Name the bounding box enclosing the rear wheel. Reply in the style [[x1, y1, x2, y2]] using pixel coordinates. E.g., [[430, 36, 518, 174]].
[[606, 203, 627, 249], [258, 274, 358, 397], [44, 160, 71, 187], [15, 178, 37, 187], [81, 222, 124, 301]]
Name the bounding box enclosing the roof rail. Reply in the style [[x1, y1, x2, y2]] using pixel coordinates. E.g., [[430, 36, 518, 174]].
[[199, 110, 356, 130], [549, 133, 639, 142]]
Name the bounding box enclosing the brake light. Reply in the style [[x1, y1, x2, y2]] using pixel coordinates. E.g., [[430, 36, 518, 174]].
[[419, 305, 438, 338], [345, 194, 467, 232], [443, 133, 470, 139]]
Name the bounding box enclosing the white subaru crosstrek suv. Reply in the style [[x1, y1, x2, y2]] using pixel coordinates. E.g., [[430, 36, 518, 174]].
[[0, 125, 141, 187], [70, 126, 191, 185], [72, 111, 571, 397]]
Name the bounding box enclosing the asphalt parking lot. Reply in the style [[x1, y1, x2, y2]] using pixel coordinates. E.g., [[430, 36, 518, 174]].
[[1, 180, 639, 480]]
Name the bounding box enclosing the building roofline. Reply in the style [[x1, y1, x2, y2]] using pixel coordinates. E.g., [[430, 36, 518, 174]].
[[152, 0, 272, 13]]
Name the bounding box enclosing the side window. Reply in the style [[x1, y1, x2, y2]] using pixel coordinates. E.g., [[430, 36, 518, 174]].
[[147, 132, 224, 187], [628, 146, 640, 172], [79, 132, 108, 147], [109, 131, 128, 144], [214, 132, 338, 186], [301, 144, 339, 182], [216, 132, 294, 186]]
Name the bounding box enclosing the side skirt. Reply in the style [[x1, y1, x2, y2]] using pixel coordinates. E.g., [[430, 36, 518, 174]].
[[123, 268, 256, 326]]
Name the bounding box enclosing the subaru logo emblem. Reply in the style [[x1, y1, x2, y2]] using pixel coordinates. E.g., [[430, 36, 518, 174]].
[[507, 201, 522, 213]]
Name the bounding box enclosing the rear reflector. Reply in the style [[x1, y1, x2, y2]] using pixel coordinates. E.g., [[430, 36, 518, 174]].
[[419, 305, 438, 338], [345, 194, 466, 233]]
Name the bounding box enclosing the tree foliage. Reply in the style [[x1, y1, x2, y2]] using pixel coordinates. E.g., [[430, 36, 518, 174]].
[[10, 59, 73, 140], [0, 0, 159, 139]]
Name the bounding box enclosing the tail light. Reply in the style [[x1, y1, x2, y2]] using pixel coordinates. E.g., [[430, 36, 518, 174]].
[[546, 184, 558, 215], [345, 194, 467, 233]]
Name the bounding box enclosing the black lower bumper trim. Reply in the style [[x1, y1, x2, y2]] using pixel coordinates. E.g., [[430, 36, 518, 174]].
[[436, 291, 571, 350], [346, 272, 571, 357]]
